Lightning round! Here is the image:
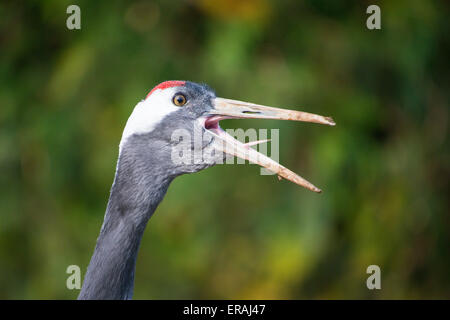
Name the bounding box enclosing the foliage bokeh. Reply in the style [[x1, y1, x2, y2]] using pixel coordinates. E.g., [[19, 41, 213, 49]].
[[0, 0, 448, 299]]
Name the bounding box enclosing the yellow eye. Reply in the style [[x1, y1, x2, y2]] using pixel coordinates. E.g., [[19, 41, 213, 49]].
[[172, 93, 187, 106]]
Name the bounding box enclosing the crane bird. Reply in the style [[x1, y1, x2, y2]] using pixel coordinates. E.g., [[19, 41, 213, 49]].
[[78, 80, 335, 299]]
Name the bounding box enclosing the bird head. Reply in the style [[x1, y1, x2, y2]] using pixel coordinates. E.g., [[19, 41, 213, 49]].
[[119, 80, 335, 192]]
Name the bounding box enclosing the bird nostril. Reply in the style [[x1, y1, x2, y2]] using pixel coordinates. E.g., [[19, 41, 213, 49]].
[[242, 111, 261, 114]]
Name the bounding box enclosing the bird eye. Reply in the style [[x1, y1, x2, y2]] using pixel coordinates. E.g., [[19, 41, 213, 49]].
[[172, 93, 187, 106]]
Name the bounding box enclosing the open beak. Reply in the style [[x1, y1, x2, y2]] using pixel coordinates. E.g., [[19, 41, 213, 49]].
[[203, 97, 335, 193]]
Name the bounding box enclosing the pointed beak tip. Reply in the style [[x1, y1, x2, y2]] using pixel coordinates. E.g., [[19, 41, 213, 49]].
[[325, 117, 336, 126]]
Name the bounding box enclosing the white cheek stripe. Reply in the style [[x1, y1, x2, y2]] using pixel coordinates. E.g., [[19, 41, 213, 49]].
[[119, 88, 180, 152]]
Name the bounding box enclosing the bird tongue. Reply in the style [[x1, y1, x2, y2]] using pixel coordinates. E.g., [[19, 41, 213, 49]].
[[208, 125, 322, 193]]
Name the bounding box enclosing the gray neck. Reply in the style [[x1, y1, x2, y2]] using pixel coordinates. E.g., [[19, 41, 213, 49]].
[[78, 137, 174, 300]]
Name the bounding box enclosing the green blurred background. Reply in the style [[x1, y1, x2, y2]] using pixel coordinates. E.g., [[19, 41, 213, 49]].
[[0, 0, 448, 299]]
